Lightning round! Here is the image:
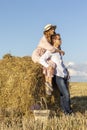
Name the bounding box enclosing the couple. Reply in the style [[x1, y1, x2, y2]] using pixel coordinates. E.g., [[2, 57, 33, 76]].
[[32, 24, 73, 115]]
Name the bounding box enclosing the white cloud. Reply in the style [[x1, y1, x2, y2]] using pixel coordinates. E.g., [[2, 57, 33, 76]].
[[65, 61, 75, 68], [66, 62, 87, 78], [67, 62, 75, 67], [68, 68, 87, 76], [68, 68, 77, 76]]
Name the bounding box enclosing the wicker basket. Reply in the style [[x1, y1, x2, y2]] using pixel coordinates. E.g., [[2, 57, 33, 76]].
[[33, 109, 50, 121], [33, 97, 50, 121]]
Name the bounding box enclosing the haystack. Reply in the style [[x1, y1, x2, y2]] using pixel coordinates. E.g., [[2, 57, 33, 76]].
[[0, 54, 60, 116]]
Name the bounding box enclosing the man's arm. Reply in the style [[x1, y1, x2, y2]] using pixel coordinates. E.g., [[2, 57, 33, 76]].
[[39, 51, 51, 68]]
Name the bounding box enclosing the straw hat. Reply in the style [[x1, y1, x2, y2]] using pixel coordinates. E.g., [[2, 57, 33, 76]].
[[44, 24, 56, 32]]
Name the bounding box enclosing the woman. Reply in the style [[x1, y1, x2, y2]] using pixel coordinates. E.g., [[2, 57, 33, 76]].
[[32, 24, 64, 63], [32, 24, 65, 95]]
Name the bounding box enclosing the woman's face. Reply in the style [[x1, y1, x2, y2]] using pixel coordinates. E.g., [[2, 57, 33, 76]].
[[49, 28, 55, 35]]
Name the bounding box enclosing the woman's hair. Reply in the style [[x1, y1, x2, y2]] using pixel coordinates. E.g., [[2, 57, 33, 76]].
[[43, 29, 56, 43]]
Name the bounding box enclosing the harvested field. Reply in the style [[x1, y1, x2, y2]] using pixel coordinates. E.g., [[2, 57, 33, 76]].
[[0, 54, 87, 130]]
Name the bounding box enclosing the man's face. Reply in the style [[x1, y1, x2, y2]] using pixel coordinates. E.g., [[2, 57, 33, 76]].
[[53, 35, 62, 48]]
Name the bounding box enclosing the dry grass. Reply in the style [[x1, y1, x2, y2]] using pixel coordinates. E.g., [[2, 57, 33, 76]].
[[0, 54, 87, 130]]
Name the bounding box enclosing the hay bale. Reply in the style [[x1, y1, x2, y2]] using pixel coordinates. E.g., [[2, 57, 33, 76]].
[[0, 54, 60, 116]]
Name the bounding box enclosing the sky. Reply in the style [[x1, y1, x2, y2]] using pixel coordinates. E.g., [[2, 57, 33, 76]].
[[0, 0, 87, 81]]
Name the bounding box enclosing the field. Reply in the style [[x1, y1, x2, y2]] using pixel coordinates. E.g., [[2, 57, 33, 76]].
[[0, 82, 87, 130], [0, 55, 87, 130]]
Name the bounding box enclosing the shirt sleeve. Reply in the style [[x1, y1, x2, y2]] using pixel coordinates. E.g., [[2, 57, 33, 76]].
[[39, 51, 51, 68]]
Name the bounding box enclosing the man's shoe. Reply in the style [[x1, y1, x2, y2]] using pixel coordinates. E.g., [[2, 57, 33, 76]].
[[64, 110, 75, 116]]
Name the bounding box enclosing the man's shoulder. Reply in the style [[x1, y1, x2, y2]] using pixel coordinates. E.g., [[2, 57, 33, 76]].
[[45, 50, 52, 54], [42, 50, 52, 57]]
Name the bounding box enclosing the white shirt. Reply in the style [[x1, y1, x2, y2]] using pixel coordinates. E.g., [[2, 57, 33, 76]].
[[39, 50, 68, 78]]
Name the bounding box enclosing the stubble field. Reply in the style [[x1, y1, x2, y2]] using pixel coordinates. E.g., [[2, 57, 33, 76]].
[[0, 55, 87, 130], [0, 82, 87, 130]]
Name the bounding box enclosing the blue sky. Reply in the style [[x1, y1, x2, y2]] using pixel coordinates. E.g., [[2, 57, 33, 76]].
[[0, 0, 87, 81]]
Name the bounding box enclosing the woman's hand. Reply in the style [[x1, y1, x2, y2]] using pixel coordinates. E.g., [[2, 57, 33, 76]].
[[56, 49, 65, 55], [60, 50, 65, 55]]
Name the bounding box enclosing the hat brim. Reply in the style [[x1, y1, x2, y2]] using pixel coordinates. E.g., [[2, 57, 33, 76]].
[[52, 25, 56, 29], [44, 25, 57, 32]]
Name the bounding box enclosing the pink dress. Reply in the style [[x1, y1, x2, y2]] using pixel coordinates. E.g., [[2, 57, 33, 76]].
[[43, 59, 56, 77], [32, 36, 56, 63]]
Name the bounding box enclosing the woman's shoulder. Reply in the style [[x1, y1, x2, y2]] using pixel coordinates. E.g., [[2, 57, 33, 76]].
[[38, 35, 47, 45]]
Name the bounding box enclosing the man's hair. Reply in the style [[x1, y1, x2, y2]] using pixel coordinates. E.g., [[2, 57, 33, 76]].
[[51, 34, 60, 44]]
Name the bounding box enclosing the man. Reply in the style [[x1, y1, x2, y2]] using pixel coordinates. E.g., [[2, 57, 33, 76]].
[[39, 34, 73, 115]]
